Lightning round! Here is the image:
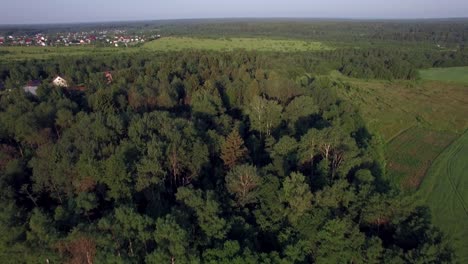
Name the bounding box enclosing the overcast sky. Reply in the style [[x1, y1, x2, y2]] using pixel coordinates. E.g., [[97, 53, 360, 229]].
[[1, 0, 468, 24]]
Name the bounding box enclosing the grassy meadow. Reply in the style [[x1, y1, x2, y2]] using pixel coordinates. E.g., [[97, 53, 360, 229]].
[[335, 72, 468, 187], [419, 66, 468, 85], [0, 45, 133, 61], [1, 37, 331, 61], [385, 127, 457, 190], [335, 74, 468, 142], [413, 131, 468, 263], [143, 37, 332, 52], [336, 70, 468, 261]]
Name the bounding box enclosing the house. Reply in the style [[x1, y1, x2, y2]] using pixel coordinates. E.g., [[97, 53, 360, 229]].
[[105, 71, 113, 84], [52, 76, 68, 87], [23, 80, 41, 95], [69, 86, 86, 92]]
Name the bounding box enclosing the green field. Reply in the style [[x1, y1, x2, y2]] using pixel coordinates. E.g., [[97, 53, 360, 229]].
[[0, 46, 133, 61], [335, 74, 468, 142], [335, 72, 468, 188], [143, 37, 331, 52], [337, 71, 468, 261], [419, 66, 468, 84], [0, 37, 330, 60], [385, 127, 457, 190], [413, 131, 468, 263]]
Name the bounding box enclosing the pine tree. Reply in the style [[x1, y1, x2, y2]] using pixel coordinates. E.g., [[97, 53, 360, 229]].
[[221, 130, 248, 169]]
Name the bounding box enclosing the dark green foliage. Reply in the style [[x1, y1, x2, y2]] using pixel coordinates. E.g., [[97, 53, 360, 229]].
[[0, 50, 454, 263]]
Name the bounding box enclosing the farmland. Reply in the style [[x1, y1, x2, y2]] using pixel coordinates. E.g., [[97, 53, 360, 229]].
[[335, 73, 468, 188], [419, 66, 468, 85], [0, 37, 331, 61], [143, 37, 332, 52], [385, 127, 457, 190], [414, 131, 468, 263], [0, 45, 134, 61], [336, 71, 468, 261], [335, 74, 468, 142]]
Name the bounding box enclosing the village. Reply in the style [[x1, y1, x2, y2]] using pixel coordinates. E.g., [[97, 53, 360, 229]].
[[0, 71, 114, 96], [0, 29, 160, 47]]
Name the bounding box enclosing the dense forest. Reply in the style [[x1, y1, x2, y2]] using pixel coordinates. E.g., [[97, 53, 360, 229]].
[[1, 46, 468, 82], [0, 50, 456, 263]]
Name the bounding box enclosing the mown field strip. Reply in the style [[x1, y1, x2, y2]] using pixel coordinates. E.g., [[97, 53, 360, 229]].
[[385, 126, 457, 190], [419, 66, 468, 85], [143, 37, 332, 52], [414, 131, 468, 263]]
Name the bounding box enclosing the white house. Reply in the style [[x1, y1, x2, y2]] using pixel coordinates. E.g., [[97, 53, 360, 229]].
[[52, 76, 68, 87], [23, 80, 41, 95]]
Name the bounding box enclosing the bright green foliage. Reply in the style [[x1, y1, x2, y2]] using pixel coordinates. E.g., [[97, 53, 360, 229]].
[[284, 96, 318, 129], [419, 66, 468, 84], [146, 215, 193, 264], [135, 139, 166, 191], [27, 209, 58, 246], [97, 207, 153, 260], [144, 37, 331, 52], [298, 128, 320, 167], [315, 219, 366, 263], [246, 96, 283, 136], [176, 187, 228, 240], [281, 172, 313, 224], [191, 89, 225, 116], [202, 240, 260, 264], [415, 131, 468, 263], [0, 49, 456, 263]]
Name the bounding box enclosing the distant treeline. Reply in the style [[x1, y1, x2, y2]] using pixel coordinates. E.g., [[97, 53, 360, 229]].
[[1, 48, 468, 83], [2, 19, 468, 46], [152, 19, 468, 46]]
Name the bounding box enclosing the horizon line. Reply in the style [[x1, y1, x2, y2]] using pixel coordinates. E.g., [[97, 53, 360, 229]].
[[1, 16, 468, 27]]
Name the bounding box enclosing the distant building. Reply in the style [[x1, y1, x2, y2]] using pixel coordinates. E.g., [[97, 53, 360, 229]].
[[52, 76, 68, 87], [23, 80, 41, 95], [105, 71, 113, 84], [69, 86, 86, 92]]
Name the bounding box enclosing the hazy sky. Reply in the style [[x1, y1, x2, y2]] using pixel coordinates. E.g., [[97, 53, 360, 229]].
[[1, 0, 468, 24]]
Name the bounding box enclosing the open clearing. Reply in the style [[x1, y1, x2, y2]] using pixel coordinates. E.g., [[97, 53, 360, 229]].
[[385, 127, 457, 190], [335, 72, 468, 188], [335, 74, 468, 142], [0, 37, 331, 60], [143, 37, 331, 52], [419, 66, 468, 85], [337, 71, 468, 261], [0, 46, 133, 61], [414, 131, 468, 263]]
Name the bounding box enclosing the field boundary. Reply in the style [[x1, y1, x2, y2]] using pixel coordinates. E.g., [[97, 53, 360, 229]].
[[445, 134, 468, 216], [385, 125, 416, 145]]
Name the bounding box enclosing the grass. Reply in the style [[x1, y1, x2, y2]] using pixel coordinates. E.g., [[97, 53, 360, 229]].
[[0, 37, 330, 60], [336, 71, 468, 261], [0, 46, 134, 61], [335, 73, 468, 142], [143, 37, 332, 52], [334, 71, 468, 187], [385, 127, 457, 190], [413, 131, 468, 263], [419, 67, 468, 85]]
